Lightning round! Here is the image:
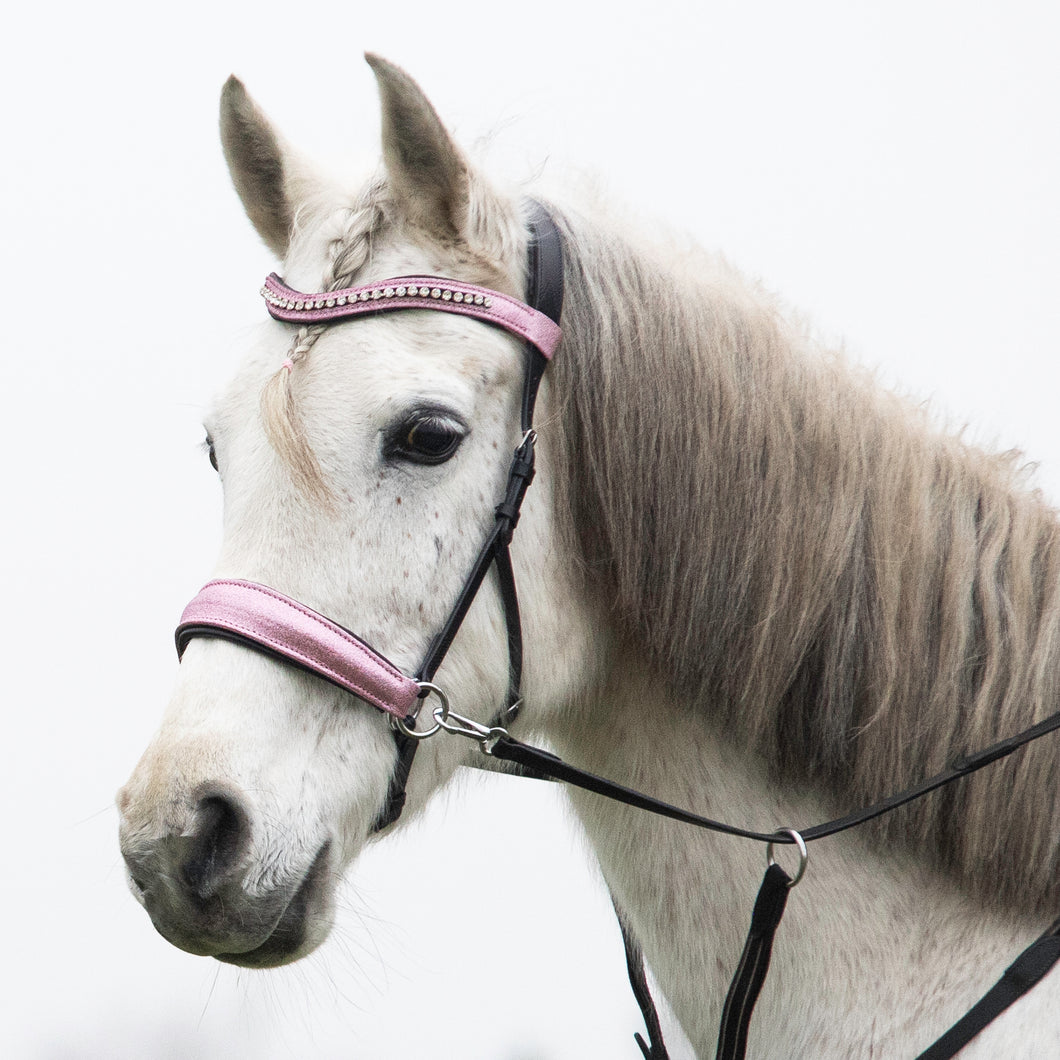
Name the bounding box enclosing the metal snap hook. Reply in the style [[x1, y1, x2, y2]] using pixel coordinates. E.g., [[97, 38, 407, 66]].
[[432, 701, 509, 754], [766, 828, 808, 888], [389, 682, 449, 740]]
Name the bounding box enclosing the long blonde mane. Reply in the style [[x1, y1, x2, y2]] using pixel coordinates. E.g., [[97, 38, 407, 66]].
[[545, 198, 1060, 913]]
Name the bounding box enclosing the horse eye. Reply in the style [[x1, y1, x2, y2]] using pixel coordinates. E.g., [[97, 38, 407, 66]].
[[389, 413, 466, 466], [204, 436, 219, 472]]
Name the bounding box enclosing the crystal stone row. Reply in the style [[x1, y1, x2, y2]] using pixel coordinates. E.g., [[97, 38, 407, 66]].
[[262, 282, 493, 313]]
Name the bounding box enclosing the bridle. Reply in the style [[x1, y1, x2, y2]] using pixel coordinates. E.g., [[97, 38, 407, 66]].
[[173, 203, 1060, 1059], [177, 203, 562, 831]]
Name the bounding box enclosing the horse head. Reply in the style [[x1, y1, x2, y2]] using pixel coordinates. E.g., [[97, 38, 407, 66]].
[[116, 56, 602, 968], [118, 54, 1060, 1057]]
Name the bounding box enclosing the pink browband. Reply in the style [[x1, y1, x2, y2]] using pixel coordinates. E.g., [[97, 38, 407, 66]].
[[175, 580, 420, 718], [261, 273, 562, 360]]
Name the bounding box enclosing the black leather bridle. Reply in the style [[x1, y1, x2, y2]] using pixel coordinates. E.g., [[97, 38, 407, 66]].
[[371, 201, 563, 831]]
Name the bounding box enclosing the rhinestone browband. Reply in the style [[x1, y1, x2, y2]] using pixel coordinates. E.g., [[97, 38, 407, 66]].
[[260, 272, 562, 359]]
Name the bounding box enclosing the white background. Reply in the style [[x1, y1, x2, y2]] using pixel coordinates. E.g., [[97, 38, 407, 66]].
[[3, 2, 1058, 1058]]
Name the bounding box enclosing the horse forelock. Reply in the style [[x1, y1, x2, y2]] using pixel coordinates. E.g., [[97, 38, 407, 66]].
[[256, 175, 527, 502], [547, 197, 1060, 913], [256, 181, 389, 502]]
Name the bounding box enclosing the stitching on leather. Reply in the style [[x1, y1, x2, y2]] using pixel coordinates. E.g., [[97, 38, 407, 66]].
[[197, 580, 416, 713]]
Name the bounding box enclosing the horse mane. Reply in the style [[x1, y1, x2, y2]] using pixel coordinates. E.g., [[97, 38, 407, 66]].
[[545, 195, 1060, 913]]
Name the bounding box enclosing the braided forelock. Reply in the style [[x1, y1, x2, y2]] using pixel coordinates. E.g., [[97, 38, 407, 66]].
[[259, 187, 388, 500]]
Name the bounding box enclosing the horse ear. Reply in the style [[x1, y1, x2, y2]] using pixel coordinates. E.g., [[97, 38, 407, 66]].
[[365, 54, 471, 243], [219, 76, 327, 259]]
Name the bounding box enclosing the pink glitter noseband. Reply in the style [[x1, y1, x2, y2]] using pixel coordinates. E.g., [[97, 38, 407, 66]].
[[176, 580, 420, 718]]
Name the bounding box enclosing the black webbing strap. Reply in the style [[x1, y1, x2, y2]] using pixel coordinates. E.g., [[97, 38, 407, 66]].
[[915, 916, 1060, 1060], [715, 864, 792, 1060]]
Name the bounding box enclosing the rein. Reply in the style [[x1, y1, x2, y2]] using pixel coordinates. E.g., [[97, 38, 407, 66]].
[[174, 203, 1060, 1059], [489, 710, 1060, 1059]]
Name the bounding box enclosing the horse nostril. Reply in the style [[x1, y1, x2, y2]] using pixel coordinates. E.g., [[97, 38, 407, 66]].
[[181, 791, 250, 900]]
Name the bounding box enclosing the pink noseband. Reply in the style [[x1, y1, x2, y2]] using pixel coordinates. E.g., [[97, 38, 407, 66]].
[[176, 580, 421, 718]]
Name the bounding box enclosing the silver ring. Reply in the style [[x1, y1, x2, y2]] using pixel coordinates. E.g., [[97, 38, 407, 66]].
[[766, 828, 808, 888], [389, 682, 449, 740]]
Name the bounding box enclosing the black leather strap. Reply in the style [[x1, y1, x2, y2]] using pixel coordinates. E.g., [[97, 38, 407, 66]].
[[611, 895, 671, 1060], [915, 917, 1060, 1060], [372, 203, 564, 832], [487, 705, 1060, 847], [491, 539, 524, 711], [371, 726, 420, 832], [520, 202, 563, 433], [715, 863, 791, 1060], [489, 722, 1060, 1054], [489, 736, 792, 840], [416, 519, 512, 687], [410, 207, 561, 690], [799, 707, 1060, 843]]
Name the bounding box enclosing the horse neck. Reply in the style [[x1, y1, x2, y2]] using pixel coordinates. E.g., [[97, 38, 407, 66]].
[[547, 203, 1060, 916], [544, 659, 1056, 1056]]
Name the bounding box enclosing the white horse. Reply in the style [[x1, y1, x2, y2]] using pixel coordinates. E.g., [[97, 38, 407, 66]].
[[118, 55, 1060, 1057]]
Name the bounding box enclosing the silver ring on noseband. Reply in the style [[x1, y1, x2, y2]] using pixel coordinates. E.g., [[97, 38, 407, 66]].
[[390, 682, 450, 740], [766, 828, 808, 888]]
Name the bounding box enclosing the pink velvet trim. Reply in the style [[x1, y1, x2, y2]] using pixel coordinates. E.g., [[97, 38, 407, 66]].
[[261, 273, 561, 360], [177, 579, 420, 718]]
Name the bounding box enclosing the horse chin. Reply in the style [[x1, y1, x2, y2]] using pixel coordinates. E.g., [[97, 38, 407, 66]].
[[128, 838, 335, 968], [213, 841, 334, 969]]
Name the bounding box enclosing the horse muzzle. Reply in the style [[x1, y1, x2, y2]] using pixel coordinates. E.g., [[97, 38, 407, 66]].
[[118, 784, 332, 967]]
